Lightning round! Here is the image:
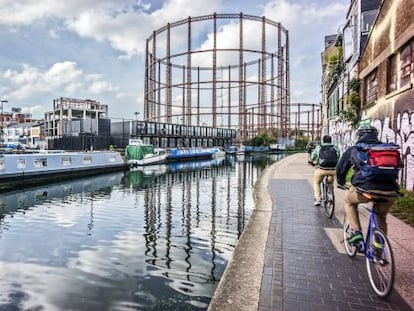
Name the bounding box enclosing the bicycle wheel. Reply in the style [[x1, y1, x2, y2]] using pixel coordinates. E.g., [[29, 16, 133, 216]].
[[320, 180, 326, 205], [343, 219, 357, 257], [366, 228, 395, 297], [324, 182, 335, 218]]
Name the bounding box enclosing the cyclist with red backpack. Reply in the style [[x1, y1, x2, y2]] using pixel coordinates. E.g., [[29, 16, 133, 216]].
[[336, 125, 402, 244], [311, 135, 340, 206]]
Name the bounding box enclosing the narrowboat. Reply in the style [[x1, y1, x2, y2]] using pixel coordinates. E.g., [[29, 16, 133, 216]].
[[166, 147, 213, 162], [0, 150, 125, 190]]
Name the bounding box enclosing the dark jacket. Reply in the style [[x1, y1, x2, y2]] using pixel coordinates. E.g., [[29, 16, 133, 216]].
[[336, 133, 399, 191]]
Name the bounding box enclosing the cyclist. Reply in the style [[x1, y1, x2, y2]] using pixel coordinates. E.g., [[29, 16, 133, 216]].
[[336, 125, 400, 244], [306, 140, 320, 163], [311, 135, 340, 206]]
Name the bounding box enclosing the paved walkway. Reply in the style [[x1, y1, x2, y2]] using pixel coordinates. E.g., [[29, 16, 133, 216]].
[[209, 153, 414, 311]]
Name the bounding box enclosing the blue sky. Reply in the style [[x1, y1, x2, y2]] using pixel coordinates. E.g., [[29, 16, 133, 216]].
[[0, 0, 348, 119]]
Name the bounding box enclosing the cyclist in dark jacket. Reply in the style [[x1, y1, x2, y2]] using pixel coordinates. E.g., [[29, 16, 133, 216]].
[[336, 125, 399, 243]]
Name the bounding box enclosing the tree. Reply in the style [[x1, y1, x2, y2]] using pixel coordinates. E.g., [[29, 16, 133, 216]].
[[339, 78, 361, 128], [250, 131, 273, 146]]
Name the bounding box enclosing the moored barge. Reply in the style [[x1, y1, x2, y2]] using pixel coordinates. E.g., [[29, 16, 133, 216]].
[[0, 150, 125, 190]]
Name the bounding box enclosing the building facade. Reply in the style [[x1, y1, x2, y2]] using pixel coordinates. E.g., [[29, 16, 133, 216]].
[[0, 107, 41, 147], [358, 0, 414, 190], [43, 97, 108, 138], [322, 0, 381, 149]]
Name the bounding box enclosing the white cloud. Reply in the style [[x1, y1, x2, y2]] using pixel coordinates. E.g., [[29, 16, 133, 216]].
[[0, 0, 133, 26], [1, 61, 116, 100], [44, 62, 82, 86], [263, 0, 346, 34], [0, 0, 223, 58], [0, 0, 349, 118], [66, 0, 223, 57], [21, 104, 44, 116], [48, 29, 59, 39], [88, 80, 118, 94], [261, 0, 347, 103]]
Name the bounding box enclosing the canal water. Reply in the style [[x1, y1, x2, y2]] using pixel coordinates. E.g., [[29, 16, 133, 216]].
[[0, 154, 285, 311]]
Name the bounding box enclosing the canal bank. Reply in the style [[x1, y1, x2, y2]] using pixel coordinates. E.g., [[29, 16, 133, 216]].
[[208, 152, 414, 310]]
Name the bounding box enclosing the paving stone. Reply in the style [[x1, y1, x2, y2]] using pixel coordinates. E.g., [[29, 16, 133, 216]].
[[258, 178, 413, 311]]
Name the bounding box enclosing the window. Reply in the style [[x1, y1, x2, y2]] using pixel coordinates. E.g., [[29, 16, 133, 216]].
[[147, 123, 155, 134], [61, 157, 72, 166], [83, 156, 92, 164], [388, 54, 397, 93], [34, 158, 47, 167], [366, 70, 378, 105], [17, 159, 26, 169], [400, 42, 413, 88], [361, 10, 378, 33]]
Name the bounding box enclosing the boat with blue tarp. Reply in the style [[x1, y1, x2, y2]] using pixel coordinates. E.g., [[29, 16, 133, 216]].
[[244, 145, 270, 154], [166, 147, 213, 162]]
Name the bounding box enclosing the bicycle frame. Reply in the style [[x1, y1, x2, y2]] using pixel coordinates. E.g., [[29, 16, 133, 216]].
[[356, 205, 380, 259], [343, 187, 397, 297], [357, 192, 388, 261]]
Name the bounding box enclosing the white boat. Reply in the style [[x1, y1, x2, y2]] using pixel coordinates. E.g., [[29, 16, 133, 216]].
[[0, 150, 124, 189], [270, 143, 287, 153], [210, 147, 226, 158], [224, 145, 238, 155], [125, 139, 167, 167], [130, 163, 168, 175], [236, 145, 245, 155]]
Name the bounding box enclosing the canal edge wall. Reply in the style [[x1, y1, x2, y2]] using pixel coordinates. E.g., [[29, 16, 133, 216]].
[[207, 154, 283, 311]]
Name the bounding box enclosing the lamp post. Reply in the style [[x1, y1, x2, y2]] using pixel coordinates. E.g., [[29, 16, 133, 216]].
[[1, 100, 8, 144], [133, 112, 140, 138], [134, 111, 140, 121]]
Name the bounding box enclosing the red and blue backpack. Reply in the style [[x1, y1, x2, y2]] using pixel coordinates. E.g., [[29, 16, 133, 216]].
[[355, 142, 402, 182]]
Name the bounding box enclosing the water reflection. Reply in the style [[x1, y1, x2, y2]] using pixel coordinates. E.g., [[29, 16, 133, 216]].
[[0, 172, 123, 222], [0, 154, 285, 310]]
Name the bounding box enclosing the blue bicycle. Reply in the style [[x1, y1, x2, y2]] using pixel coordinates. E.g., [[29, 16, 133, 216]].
[[342, 186, 398, 297]]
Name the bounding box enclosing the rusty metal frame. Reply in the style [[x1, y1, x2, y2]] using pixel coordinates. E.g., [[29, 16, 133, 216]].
[[144, 13, 290, 142]]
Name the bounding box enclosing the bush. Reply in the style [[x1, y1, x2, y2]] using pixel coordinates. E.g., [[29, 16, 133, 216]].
[[250, 132, 273, 146], [390, 189, 414, 228]]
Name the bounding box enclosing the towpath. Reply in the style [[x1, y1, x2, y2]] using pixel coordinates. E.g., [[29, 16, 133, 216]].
[[208, 152, 414, 311]]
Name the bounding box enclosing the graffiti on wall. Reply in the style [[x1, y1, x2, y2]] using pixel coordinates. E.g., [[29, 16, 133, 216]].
[[331, 110, 414, 191], [374, 111, 414, 191]]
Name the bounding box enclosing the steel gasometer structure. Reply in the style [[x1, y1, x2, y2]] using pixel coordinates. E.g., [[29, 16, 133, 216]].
[[144, 13, 291, 142]]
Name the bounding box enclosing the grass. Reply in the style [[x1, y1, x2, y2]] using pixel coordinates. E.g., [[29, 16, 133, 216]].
[[390, 189, 414, 228]]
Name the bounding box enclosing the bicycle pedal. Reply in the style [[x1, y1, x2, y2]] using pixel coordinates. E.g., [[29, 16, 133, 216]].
[[373, 257, 388, 266]]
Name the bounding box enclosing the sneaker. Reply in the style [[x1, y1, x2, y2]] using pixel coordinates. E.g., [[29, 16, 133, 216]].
[[314, 200, 321, 206], [347, 230, 363, 245]]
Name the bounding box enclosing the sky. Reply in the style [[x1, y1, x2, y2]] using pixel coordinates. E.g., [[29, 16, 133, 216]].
[[0, 0, 349, 120]]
